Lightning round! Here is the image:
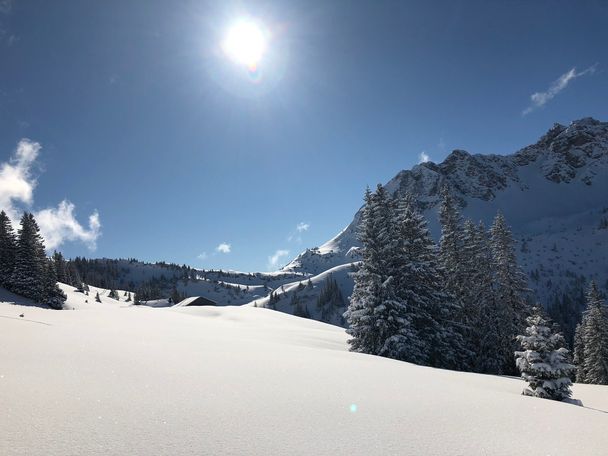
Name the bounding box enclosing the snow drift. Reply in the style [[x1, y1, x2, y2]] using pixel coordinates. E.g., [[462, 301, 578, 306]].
[[1, 285, 607, 455]]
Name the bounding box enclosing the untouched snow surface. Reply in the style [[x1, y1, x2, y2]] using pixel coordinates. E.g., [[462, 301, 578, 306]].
[[1, 288, 607, 455]]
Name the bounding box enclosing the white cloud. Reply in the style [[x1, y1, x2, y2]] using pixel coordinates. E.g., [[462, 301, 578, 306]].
[[36, 201, 101, 251], [197, 251, 208, 260], [296, 222, 310, 232], [288, 222, 310, 243], [0, 139, 40, 219], [216, 242, 231, 254], [0, 139, 102, 251], [268, 249, 289, 269], [419, 151, 430, 163], [523, 65, 598, 115]]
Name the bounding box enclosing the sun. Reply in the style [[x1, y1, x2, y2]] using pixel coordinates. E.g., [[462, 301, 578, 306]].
[[222, 19, 267, 70]]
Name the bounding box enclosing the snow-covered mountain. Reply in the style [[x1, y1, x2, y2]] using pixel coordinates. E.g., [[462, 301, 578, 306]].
[[283, 117, 608, 311]]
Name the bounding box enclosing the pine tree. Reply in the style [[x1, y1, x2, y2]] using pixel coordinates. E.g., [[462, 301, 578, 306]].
[[438, 185, 464, 300], [95, 292, 102, 303], [490, 212, 530, 374], [581, 281, 608, 385], [0, 210, 17, 288], [11, 213, 47, 302], [291, 293, 310, 318], [43, 258, 67, 309], [573, 322, 586, 383], [345, 185, 398, 356], [52, 251, 68, 284], [465, 222, 505, 374], [316, 274, 345, 323], [515, 307, 575, 400]]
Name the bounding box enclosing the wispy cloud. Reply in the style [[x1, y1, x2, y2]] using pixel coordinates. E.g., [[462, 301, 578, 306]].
[[418, 151, 430, 163], [268, 249, 289, 270], [0, 0, 17, 46], [296, 222, 309, 232], [0, 0, 12, 14], [437, 137, 446, 152], [0, 139, 101, 251], [197, 251, 208, 260], [523, 65, 598, 115], [288, 222, 310, 243], [216, 242, 231, 254]]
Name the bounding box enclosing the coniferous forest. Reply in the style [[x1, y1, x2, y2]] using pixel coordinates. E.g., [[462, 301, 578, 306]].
[[344, 185, 608, 392]]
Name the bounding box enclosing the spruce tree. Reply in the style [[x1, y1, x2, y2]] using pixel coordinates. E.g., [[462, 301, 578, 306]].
[[438, 186, 464, 300], [515, 307, 575, 400], [52, 251, 68, 284], [573, 322, 586, 383], [11, 213, 47, 302], [345, 185, 396, 356], [490, 212, 530, 374], [95, 291, 102, 303], [0, 210, 17, 288], [582, 281, 608, 385], [316, 275, 345, 323], [43, 258, 67, 309], [466, 222, 505, 374]]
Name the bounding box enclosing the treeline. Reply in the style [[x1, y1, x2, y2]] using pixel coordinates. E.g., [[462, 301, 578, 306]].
[[67, 257, 199, 292], [0, 211, 67, 309]]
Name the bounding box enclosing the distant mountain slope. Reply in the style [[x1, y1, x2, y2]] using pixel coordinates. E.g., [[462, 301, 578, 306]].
[[283, 118, 608, 320]]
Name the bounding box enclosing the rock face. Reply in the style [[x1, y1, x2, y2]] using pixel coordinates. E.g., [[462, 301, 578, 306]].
[[283, 117, 608, 305]]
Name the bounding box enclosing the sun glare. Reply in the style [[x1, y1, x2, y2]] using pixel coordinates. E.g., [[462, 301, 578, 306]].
[[222, 20, 267, 70]]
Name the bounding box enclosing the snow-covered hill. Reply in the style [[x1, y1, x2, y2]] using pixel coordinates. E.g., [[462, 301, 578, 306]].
[[1, 290, 606, 455], [284, 117, 608, 309], [73, 258, 307, 307]]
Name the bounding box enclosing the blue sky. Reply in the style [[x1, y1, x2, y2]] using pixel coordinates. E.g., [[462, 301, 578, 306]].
[[0, 0, 606, 271]]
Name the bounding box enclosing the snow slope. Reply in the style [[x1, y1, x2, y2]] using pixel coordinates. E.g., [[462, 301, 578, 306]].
[[1, 290, 607, 455]]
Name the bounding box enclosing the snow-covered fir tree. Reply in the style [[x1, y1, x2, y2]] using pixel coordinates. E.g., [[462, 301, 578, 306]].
[[0, 210, 17, 288], [575, 281, 608, 385], [11, 212, 47, 302], [490, 212, 531, 374], [43, 258, 67, 309], [52, 251, 68, 284], [393, 193, 467, 368], [462, 221, 506, 374], [345, 185, 398, 356], [515, 307, 575, 400], [573, 321, 586, 382], [438, 185, 465, 303]]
